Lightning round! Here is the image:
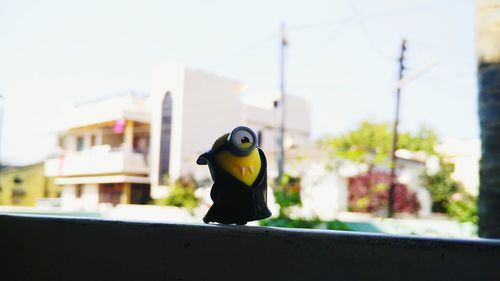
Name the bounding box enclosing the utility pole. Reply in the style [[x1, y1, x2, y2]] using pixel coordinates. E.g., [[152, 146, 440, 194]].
[[276, 23, 287, 186], [388, 39, 407, 218]]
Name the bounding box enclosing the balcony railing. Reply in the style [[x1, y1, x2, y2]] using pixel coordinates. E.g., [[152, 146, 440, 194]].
[[0, 214, 499, 281], [45, 147, 148, 177]]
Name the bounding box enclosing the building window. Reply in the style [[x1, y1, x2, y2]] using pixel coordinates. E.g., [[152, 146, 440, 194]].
[[75, 184, 83, 198], [130, 184, 151, 204], [159, 92, 172, 184], [76, 136, 85, 151], [99, 184, 122, 206], [11, 176, 25, 205], [90, 134, 96, 147]]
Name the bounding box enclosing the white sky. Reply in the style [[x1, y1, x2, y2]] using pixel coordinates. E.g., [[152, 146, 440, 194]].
[[0, 0, 478, 165]]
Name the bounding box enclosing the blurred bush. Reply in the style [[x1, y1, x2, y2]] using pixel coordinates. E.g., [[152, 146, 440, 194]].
[[260, 215, 352, 231], [266, 173, 352, 231], [274, 173, 302, 216], [164, 176, 199, 209], [321, 121, 477, 224], [420, 159, 462, 213], [446, 192, 478, 224], [348, 170, 420, 215]]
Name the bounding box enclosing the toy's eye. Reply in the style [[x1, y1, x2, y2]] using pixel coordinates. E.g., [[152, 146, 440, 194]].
[[228, 126, 257, 156], [234, 130, 254, 148]]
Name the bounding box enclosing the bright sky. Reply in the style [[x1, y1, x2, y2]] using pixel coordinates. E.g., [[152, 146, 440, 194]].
[[0, 0, 477, 165]]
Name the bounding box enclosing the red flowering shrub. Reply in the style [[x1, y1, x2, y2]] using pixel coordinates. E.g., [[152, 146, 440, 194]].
[[348, 170, 420, 215]]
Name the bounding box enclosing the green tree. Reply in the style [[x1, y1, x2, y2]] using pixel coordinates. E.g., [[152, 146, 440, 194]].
[[399, 127, 438, 154], [420, 159, 461, 213], [322, 121, 437, 166], [447, 192, 478, 224], [322, 121, 477, 222], [274, 173, 302, 216]]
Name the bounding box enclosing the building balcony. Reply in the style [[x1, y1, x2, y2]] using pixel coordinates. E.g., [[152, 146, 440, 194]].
[[45, 146, 149, 177]]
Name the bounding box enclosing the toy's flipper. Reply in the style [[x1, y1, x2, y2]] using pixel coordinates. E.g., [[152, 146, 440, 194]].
[[196, 152, 210, 165]]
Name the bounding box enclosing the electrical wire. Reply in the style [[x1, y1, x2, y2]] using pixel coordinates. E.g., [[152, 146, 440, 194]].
[[233, 31, 279, 57], [213, 31, 279, 69], [225, 0, 476, 65], [348, 0, 395, 62]]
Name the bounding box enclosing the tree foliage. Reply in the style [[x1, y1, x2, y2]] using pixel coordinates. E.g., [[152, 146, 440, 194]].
[[274, 174, 302, 216], [322, 121, 438, 166], [322, 121, 477, 223], [446, 192, 478, 224], [419, 159, 461, 213], [420, 159, 478, 223]]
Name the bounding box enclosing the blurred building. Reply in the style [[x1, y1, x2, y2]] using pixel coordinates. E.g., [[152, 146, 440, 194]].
[[149, 62, 310, 197], [436, 139, 480, 195], [44, 94, 152, 209], [0, 162, 58, 206], [44, 62, 311, 206], [290, 148, 433, 219]]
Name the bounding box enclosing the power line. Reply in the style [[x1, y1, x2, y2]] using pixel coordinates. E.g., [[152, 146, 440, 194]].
[[289, 17, 352, 31], [233, 31, 279, 57], [350, 0, 473, 21], [211, 31, 279, 68], [217, 0, 473, 67], [348, 0, 394, 62], [302, 19, 354, 69], [288, 0, 471, 33], [318, 19, 353, 49]]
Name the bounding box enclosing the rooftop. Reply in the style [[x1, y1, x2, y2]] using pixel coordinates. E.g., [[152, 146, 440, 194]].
[[56, 93, 151, 131]]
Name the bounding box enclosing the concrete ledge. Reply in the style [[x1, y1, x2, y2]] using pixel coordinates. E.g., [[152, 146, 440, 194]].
[[1, 214, 499, 281]]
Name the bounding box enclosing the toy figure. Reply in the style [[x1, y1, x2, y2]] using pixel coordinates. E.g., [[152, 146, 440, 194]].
[[197, 126, 272, 225]]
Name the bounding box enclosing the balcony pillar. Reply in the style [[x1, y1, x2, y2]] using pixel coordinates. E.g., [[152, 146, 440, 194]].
[[123, 120, 134, 152], [120, 183, 131, 204]]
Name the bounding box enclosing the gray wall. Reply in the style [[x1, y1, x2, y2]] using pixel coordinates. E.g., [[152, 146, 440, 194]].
[[1, 214, 499, 281]]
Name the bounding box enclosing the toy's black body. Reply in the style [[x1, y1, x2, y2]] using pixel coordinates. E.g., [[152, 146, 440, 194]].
[[199, 148, 271, 225]]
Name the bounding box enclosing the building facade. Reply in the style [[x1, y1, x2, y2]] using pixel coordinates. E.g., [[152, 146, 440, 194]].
[[0, 162, 58, 206], [44, 94, 152, 209], [45, 62, 311, 206], [148, 62, 311, 197], [436, 139, 480, 195]]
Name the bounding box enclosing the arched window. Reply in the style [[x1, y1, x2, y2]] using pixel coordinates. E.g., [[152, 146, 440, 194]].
[[159, 92, 172, 184]]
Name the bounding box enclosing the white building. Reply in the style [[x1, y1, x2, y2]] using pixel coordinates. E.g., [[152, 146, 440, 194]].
[[288, 148, 433, 219], [44, 62, 311, 207], [436, 139, 480, 195], [44, 94, 152, 209], [149, 62, 310, 197]]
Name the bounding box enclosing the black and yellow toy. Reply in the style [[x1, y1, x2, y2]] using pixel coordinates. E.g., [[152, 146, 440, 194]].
[[196, 126, 272, 225]]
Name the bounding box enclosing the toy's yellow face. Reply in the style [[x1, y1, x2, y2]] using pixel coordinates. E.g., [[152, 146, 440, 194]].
[[211, 127, 262, 186], [215, 149, 261, 186]]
